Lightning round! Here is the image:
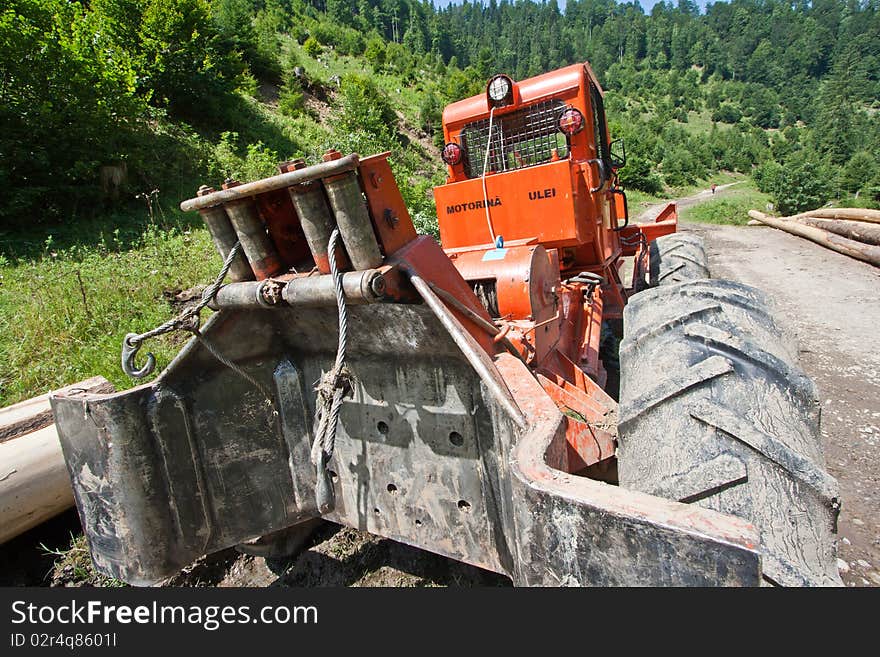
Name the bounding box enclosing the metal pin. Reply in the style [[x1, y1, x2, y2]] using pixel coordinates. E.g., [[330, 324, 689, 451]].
[[196, 185, 254, 282], [222, 179, 285, 279], [322, 151, 382, 271]]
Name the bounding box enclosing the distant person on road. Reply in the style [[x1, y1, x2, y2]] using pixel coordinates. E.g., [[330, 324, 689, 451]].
[[711, 183, 717, 194]]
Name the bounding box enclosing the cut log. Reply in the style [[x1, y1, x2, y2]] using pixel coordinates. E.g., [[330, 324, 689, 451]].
[[0, 377, 115, 544], [794, 208, 880, 225], [1, 376, 114, 443], [795, 217, 880, 246], [748, 210, 880, 267], [0, 425, 75, 544]]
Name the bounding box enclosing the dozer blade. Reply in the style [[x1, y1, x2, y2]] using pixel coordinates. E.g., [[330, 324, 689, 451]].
[[51, 240, 762, 587]]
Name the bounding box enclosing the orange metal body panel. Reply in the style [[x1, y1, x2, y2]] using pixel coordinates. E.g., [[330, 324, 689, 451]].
[[359, 152, 418, 258], [436, 159, 595, 249], [255, 189, 312, 268]]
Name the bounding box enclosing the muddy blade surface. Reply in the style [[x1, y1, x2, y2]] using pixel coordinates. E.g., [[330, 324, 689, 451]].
[[618, 279, 841, 586], [52, 296, 766, 587]]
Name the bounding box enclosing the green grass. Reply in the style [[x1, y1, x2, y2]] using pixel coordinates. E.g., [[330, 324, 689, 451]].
[[0, 213, 219, 406], [683, 109, 732, 135], [40, 535, 126, 587], [680, 178, 771, 225], [625, 189, 665, 206], [625, 189, 667, 216]]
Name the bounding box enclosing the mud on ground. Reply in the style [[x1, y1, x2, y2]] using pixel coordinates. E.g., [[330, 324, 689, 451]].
[[0, 511, 507, 587]]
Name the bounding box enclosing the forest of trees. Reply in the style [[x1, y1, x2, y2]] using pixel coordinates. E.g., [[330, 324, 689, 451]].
[[2, 0, 879, 228]]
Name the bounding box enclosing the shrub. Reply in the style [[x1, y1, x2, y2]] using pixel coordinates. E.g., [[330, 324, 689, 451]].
[[337, 30, 365, 56], [212, 132, 280, 182], [662, 147, 705, 188], [335, 74, 398, 147], [291, 24, 308, 44], [278, 80, 305, 117], [618, 153, 663, 195], [418, 91, 443, 135], [839, 151, 878, 195], [712, 103, 742, 124], [311, 22, 338, 47], [236, 71, 260, 97], [753, 160, 783, 195], [364, 37, 386, 71], [303, 36, 321, 58], [769, 158, 830, 215]]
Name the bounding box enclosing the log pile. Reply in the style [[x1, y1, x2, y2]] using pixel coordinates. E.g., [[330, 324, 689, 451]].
[[0, 377, 114, 544], [797, 217, 880, 246], [748, 207, 880, 267]]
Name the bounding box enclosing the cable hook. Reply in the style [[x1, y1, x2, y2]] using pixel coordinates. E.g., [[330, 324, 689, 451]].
[[121, 333, 156, 379]]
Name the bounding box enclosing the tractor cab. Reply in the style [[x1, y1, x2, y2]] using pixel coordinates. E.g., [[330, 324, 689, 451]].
[[436, 66, 621, 252], [433, 64, 640, 320]]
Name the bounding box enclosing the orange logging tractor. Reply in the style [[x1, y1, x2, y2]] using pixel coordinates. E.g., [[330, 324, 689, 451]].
[[52, 63, 841, 586]]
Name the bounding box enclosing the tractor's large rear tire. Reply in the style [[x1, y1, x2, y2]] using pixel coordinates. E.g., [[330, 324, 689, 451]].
[[618, 279, 841, 586], [649, 233, 710, 286]]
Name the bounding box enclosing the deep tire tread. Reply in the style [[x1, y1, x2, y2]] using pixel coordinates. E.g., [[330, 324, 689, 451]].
[[682, 323, 818, 405], [619, 278, 841, 586], [649, 233, 710, 286]]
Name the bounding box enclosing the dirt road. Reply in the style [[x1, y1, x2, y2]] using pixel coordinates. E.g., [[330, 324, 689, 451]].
[[686, 221, 880, 587], [636, 181, 743, 222]]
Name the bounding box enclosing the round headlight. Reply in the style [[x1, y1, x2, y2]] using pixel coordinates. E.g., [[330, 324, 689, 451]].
[[441, 142, 463, 166], [559, 108, 585, 136], [487, 75, 513, 105]]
